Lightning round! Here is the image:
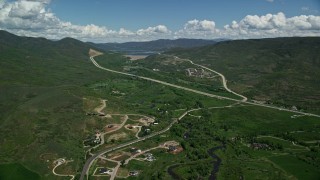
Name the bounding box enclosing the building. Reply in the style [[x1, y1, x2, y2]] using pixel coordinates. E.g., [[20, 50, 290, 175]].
[[129, 171, 139, 176], [168, 145, 177, 152], [185, 68, 205, 77], [99, 168, 112, 174], [145, 153, 156, 162]]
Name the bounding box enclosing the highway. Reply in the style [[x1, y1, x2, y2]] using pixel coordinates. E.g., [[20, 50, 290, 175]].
[[89, 56, 320, 118], [80, 54, 320, 180]]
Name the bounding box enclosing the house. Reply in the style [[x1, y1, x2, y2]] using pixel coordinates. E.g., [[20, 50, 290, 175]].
[[145, 153, 156, 162], [185, 68, 205, 77], [146, 156, 156, 162], [136, 149, 142, 153], [130, 148, 141, 153], [93, 131, 101, 144], [291, 106, 298, 111], [99, 168, 112, 174], [251, 143, 270, 150], [168, 145, 177, 152], [145, 153, 152, 157], [129, 171, 139, 176]]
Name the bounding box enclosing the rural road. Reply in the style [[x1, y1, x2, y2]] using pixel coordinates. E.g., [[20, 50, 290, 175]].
[[52, 160, 75, 180], [79, 103, 194, 180], [80, 53, 320, 180], [89, 55, 320, 118], [80, 102, 201, 180], [176, 56, 248, 102]]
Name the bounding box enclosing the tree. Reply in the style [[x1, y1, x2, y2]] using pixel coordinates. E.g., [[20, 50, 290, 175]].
[[120, 160, 126, 167]]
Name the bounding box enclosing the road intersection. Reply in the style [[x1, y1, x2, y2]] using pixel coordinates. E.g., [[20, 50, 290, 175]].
[[80, 53, 320, 180]]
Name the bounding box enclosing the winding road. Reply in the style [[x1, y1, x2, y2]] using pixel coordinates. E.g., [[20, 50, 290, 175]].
[[89, 55, 320, 118], [80, 53, 320, 180], [80, 103, 194, 180], [174, 56, 248, 102], [52, 160, 75, 180]]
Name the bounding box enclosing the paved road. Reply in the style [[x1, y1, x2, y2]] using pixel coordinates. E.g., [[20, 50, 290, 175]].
[[80, 54, 320, 180], [89, 56, 320, 118], [79, 104, 193, 180], [177, 56, 248, 102]]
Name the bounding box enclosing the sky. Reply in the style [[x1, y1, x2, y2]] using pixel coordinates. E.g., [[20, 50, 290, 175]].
[[0, 0, 320, 42]]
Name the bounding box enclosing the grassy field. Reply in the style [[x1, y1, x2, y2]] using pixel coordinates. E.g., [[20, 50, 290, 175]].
[[269, 155, 320, 180], [0, 163, 41, 180]]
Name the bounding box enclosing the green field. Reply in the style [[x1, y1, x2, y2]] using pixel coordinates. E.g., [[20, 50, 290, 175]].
[[269, 155, 320, 180], [0, 163, 41, 180]]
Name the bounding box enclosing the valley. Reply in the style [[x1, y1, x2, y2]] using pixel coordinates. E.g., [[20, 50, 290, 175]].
[[0, 31, 320, 180]]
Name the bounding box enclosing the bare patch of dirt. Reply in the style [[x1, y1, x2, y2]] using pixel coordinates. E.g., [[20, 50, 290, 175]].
[[170, 146, 184, 155], [105, 124, 120, 132], [124, 124, 139, 132], [163, 141, 180, 147], [136, 117, 154, 126], [89, 49, 103, 57], [107, 132, 127, 142], [105, 114, 112, 118], [124, 55, 148, 60]]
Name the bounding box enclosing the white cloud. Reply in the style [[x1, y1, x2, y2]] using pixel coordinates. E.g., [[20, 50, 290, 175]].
[[222, 12, 320, 38], [0, 0, 171, 42], [119, 28, 134, 36], [266, 0, 274, 2], [184, 19, 216, 31], [174, 19, 219, 39], [137, 25, 170, 35], [0, 1, 319, 42], [9, 1, 46, 19]]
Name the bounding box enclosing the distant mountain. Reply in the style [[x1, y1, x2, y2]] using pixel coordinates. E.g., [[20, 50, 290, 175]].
[[0, 30, 94, 59], [0, 30, 105, 86], [88, 38, 225, 55]]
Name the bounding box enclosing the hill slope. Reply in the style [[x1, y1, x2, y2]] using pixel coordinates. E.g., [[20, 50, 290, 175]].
[[89, 38, 223, 54], [167, 37, 320, 113], [0, 30, 115, 178]]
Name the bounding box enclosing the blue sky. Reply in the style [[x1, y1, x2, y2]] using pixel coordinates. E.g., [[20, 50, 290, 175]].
[[0, 0, 319, 42], [49, 0, 320, 31]]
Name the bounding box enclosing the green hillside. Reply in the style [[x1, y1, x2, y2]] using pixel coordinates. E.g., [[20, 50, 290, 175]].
[[1, 31, 320, 179], [0, 30, 115, 178], [167, 37, 320, 113]]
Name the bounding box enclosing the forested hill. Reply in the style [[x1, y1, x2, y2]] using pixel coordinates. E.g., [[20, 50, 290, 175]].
[[167, 37, 320, 113], [0, 30, 107, 86], [0, 30, 123, 179], [89, 38, 224, 54]]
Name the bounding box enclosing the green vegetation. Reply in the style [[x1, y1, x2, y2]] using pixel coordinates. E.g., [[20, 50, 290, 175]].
[[269, 155, 320, 180], [167, 37, 320, 113], [1, 31, 320, 179], [0, 31, 117, 178], [0, 163, 40, 180]]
